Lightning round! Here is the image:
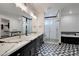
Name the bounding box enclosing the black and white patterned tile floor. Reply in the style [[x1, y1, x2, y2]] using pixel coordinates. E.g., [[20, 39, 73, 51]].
[[35, 43, 79, 56]]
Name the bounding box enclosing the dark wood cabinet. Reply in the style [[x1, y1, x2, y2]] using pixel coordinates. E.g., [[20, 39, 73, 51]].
[[10, 34, 44, 56]]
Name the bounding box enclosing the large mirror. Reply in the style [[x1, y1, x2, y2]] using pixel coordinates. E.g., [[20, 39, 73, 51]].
[[0, 3, 32, 38], [21, 15, 32, 36]]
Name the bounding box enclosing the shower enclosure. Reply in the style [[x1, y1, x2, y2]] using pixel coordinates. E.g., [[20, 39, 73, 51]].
[[44, 17, 60, 44]]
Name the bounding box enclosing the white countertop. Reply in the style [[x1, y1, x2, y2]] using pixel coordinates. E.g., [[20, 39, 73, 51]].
[[0, 33, 43, 56]]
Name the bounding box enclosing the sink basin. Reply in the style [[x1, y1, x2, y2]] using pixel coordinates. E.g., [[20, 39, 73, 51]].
[[0, 35, 35, 43], [0, 35, 29, 43]]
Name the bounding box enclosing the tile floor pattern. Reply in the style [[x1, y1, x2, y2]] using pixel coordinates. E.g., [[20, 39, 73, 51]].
[[35, 43, 79, 56]]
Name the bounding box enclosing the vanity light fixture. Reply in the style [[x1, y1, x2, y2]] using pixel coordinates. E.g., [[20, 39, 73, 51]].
[[15, 3, 28, 12], [15, 3, 37, 19]]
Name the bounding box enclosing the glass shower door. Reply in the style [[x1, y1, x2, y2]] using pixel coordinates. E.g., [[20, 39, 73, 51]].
[[44, 19, 50, 42], [44, 18, 59, 43]]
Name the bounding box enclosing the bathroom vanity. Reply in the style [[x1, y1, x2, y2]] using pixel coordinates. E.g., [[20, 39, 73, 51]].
[[0, 33, 44, 56], [10, 34, 43, 56]]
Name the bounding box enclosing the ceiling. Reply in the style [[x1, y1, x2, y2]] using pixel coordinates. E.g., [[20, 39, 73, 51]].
[[31, 3, 79, 17], [0, 3, 31, 19], [0, 3, 79, 19]]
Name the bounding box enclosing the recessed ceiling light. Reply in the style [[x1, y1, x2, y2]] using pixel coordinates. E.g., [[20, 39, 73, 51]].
[[69, 10, 72, 14]]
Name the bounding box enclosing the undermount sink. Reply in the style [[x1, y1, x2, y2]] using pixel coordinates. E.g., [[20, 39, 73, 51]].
[[0, 35, 33, 43]]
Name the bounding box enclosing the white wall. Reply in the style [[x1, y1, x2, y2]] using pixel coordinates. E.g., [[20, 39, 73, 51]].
[[32, 12, 44, 34], [61, 14, 79, 32], [37, 12, 44, 33], [32, 17, 38, 33]]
